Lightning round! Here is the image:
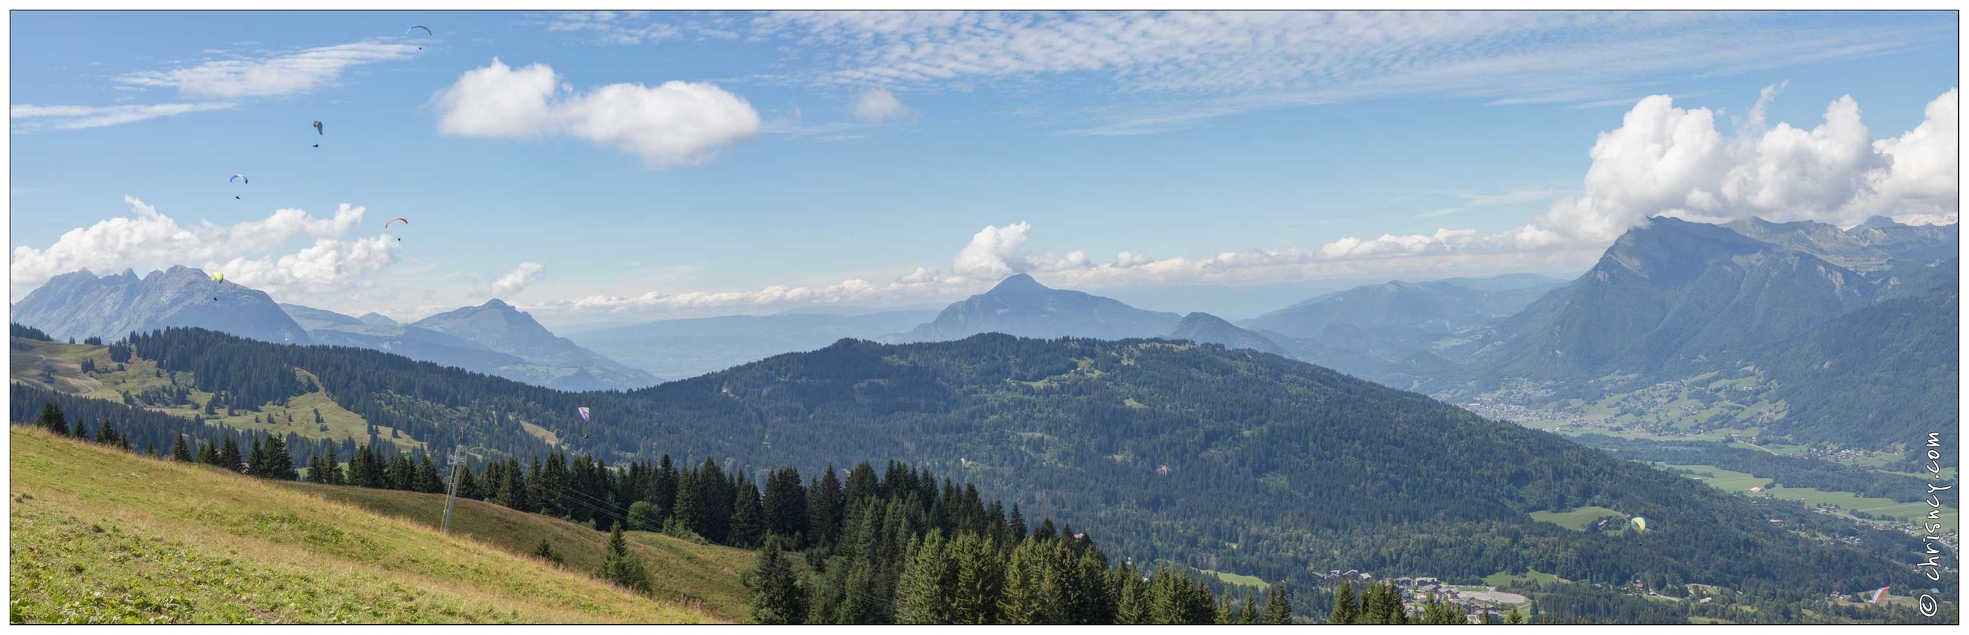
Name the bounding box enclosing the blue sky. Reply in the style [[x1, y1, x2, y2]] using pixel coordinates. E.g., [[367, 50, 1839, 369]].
[[9, 11, 1959, 325]]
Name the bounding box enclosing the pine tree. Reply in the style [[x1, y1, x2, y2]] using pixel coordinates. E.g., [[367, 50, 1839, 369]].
[[246, 435, 269, 477], [170, 434, 193, 462], [266, 435, 296, 480], [1009, 504, 1028, 542], [808, 466, 844, 548], [895, 532, 955, 624], [747, 538, 806, 624], [532, 538, 564, 565], [218, 435, 243, 473], [948, 532, 1002, 624], [93, 419, 121, 447], [1239, 589, 1259, 624], [198, 438, 219, 466], [999, 540, 1047, 624], [1111, 562, 1150, 625], [324, 444, 344, 485], [595, 522, 653, 595], [1330, 580, 1359, 625], [1266, 582, 1293, 624], [1505, 605, 1526, 625], [1034, 518, 1057, 541], [36, 401, 67, 436], [730, 483, 767, 548]]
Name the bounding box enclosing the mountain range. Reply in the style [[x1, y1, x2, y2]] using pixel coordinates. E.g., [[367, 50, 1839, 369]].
[[11, 266, 311, 345]]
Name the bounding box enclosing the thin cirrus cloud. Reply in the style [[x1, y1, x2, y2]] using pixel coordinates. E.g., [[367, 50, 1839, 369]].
[[430, 58, 762, 167], [10, 102, 238, 131], [8, 196, 395, 301], [740, 11, 1943, 135], [115, 41, 422, 98], [16, 40, 420, 132]]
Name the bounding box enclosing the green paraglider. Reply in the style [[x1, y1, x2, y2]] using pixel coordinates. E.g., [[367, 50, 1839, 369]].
[[210, 271, 224, 284]]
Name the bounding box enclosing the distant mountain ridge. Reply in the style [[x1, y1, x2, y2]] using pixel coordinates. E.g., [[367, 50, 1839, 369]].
[[1238, 275, 1564, 384], [568, 309, 938, 381], [411, 299, 659, 391], [1449, 216, 1953, 383], [896, 273, 1183, 342], [12, 266, 310, 345]]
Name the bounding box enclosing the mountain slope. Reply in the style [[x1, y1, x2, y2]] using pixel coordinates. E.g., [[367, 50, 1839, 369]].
[[1751, 282, 1959, 449], [1167, 312, 1287, 356], [1242, 276, 1561, 384], [279, 303, 545, 384], [413, 300, 659, 391], [898, 274, 1181, 342], [12, 267, 311, 345], [1452, 217, 1893, 382], [7, 427, 718, 624], [567, 309, 937, 380], [105, 326, 1943, 615]]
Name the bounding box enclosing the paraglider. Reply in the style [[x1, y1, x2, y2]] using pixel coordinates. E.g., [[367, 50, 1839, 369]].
[[312, 121, 322, 147], [385, 217, 409, 227], [1870, 586, 1890, 604], [230, 174, 247, 184], [211, 271, 224, 284], [1631, 516, 1647, 532], [407, 25, 432, 49], [577, 406, 591, 423]]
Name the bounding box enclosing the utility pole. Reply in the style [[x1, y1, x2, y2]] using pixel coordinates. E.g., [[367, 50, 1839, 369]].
[[440, 445, 466, 533]]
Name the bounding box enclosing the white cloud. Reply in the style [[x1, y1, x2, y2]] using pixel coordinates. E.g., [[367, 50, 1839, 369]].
[[10, 197, 374, 294], [492, 262, 547, 296], [950, 221, 1086, 279], [11, 102, 238, 131], [431, 58, 763, 167], [205, 235, 401, 297], [1858, 88, 1958, 222], [852, 89, 914, 123], [1536, 87, 1957, 241], [116, 41, 421, 98]]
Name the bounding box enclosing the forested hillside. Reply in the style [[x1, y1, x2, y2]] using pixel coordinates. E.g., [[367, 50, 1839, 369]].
[[27, 327, 1948, 623]]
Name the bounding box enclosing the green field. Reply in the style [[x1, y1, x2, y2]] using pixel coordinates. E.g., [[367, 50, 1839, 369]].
[[1530, 506, 1629, 531], [1665, 464, 1959, 532], [1483, 569, 1563, 589], [289, 482, 755, 621], [1197, 568, 1267, 588], [9, 427, 717, 624]]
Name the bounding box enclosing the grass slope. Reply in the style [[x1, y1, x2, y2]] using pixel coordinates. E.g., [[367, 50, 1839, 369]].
[[8, 338, 416, 449], [8, 427, 716, 624], [288, 483, 755, 621]]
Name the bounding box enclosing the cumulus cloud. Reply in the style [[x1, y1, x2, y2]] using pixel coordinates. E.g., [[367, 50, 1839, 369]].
[[431, 58, 762, 166], [491, 261, 547, 296], [1535, 87, 1958, 241], [205, 235, 401, 297], [116, 41, 421, 98], [852, 89, 914, 123], [951, 221, 1087, 279], [11, 102, 238, 131], [9, 196, 373, 292]]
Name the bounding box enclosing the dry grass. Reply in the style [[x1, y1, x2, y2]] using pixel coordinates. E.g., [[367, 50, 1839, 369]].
[[9, 426, 719, 624]]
